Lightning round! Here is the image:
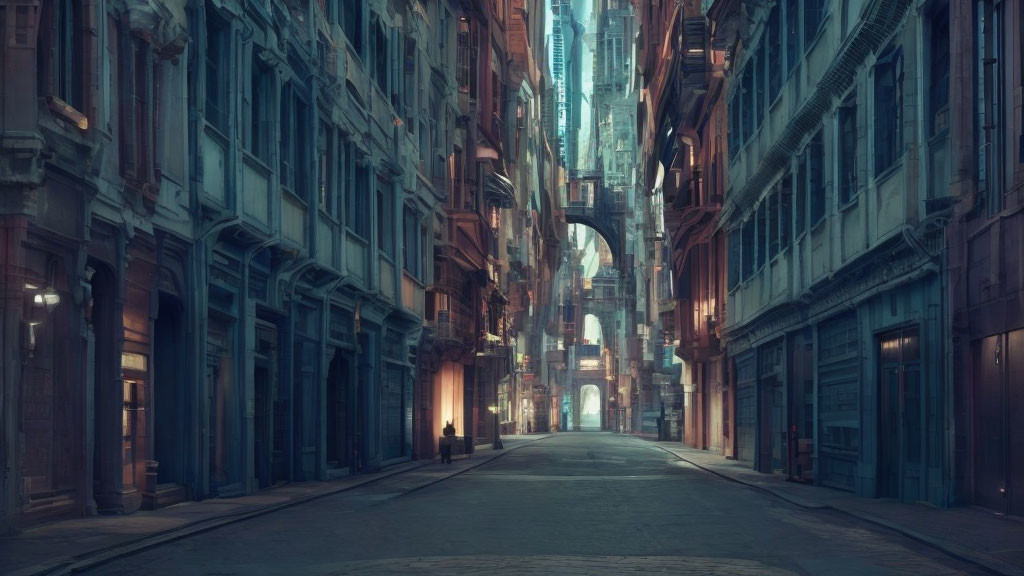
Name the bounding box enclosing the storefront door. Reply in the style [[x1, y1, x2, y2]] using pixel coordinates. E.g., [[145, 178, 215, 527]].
[[879, 328, 921, 502], [735, 353, 756, 464], [973, 330, 1024, 515]]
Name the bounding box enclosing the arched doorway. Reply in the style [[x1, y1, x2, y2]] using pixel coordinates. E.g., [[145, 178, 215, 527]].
[[580, 384, 602, 431]]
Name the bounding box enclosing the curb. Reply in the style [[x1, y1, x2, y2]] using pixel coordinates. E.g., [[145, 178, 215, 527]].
[[643, 440, 1020, 576], [23, 436, 551, 576]]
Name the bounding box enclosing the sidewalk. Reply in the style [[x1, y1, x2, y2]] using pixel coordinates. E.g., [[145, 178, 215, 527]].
[[643, 439, 1024, 576], [0, 435, 550, 576]]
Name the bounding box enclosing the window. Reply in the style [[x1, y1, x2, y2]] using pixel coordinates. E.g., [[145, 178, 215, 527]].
[[345, 143, 370, 238], [768, 189, 780, 258], [767, 6, 782, 103], [728, 95, 739, 160], [976, 0, 1005, 215], [780, 175, 792, 249], [873, 45, 903, 176], [247, 59, 272, 161], [785, 0, 800, 73], [131, 40, 151, 179], [741, 217, 756, 279], [403, 38, 417, 130], [341, 0, 362, 53], [107, 14, 120, 140], [205, 7, 228, 132], [754, 45, 765, 128], [741, 64, 753, 143], [280, 84, 291, 186], [838, 93, 857, 204], [457, 20, 471, 92], [53, 0, 83, 109], [928, 3, 950, 138], [377, 177, 394, 258], [370, 17, 388, 95], [318, 121, 334, 214], [728, 228, 741, 290], [280, 85, 310, 201], [403, 205, 422, 279], [808, 130, 825, 226], [492, 70, 501, 123], [804, 0, 825, 47], [796, 152, 807, 236], [756, 202, 767, 268], [119, 36, 154, 183]]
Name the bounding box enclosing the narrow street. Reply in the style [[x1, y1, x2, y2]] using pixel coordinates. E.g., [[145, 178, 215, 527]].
[[83, 434, 984, 576]]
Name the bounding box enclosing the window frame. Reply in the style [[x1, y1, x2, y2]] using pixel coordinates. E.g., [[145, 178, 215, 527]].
[[377, 176, 395, 259], [403, 204, 423, 280], [340, 0, 363, 54], [808, 130, 826, 229], [838, 92, 858, 206], [247, 56, 272, 163], [767, 6, 782, 105], [873, 44, 904, 178], [204, 6, 229, 134]]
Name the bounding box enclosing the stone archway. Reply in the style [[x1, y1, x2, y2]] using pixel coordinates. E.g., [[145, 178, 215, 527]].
[[580, 384, 602, 431]]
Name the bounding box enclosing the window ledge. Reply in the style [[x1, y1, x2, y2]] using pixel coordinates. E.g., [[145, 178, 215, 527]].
[[873, 157, 905, 186], [803, 12, 832, 58], [346, 228, 369, 244], [319, 209, 340, 225], [402, 270, 425, 287], [242, 150, 271, 174], [203, 121, 229, 144], [810, 215, 828, 234], [770, 245, 790, 264], [838, 192, 861, 212], [282, 186, 308, 208]]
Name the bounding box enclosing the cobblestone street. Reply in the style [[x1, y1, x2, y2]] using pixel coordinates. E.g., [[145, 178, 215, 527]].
[[76, 434, 989, 576]]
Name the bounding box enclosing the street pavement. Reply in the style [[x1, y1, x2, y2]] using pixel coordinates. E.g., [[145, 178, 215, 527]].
[[74, 433, 989, 575]]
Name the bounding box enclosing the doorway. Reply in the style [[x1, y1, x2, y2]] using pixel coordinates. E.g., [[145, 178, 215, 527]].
[[735, 354, 756, 464], [153, 294, 185, 494], [879, 328, 922, 502], [89, 263, 120, 511], [253, 322, 285, 489], [580, 384, 601, 430], [326, 351, 350, 471], [759, 375, 784, 473], [973, 330, 1024, 515]]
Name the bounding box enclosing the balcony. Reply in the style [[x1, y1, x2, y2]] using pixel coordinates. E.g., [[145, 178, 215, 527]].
[[431, 298, 474, 346], [432, 259, 466, 295]]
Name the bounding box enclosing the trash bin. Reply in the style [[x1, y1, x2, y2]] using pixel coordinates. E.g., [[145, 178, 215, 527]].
[[464, 436, 474, 455]]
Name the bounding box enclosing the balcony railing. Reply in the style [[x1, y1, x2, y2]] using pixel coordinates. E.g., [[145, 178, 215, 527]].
[[432, 298, 474, 345]]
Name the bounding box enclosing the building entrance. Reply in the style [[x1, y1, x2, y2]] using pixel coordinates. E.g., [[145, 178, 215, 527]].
[[879, 328, 922, 502]]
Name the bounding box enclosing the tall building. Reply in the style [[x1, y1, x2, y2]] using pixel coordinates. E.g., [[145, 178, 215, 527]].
[[550, 0, 584, 170], [947, 0, 1024, 516], [0, 0, 565, 534], [636, 0, 962, 507]]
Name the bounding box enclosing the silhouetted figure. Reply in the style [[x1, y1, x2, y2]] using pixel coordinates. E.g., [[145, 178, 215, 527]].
[[441, 421, 456, 464]]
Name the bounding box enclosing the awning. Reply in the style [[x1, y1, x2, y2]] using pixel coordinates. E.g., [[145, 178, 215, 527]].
[[485, 172, 517, 209]]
